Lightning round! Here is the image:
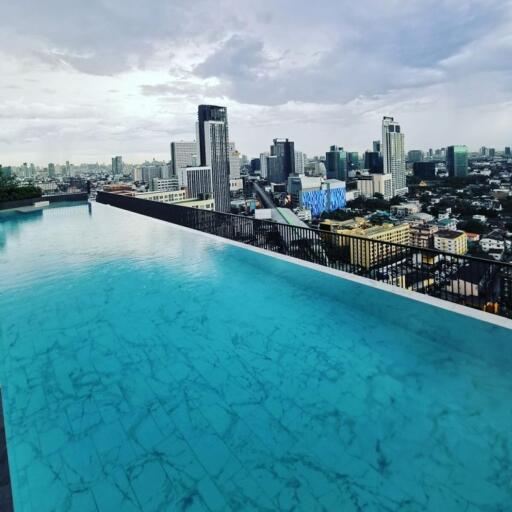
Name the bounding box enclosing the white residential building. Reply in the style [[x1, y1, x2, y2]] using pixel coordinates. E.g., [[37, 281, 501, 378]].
[[228, 142, 241, 179], [178, 166, 213, 199], [151, 177, 179, 192], [356, 174, 393, 200], [260, 152, 270, 178], [480, 233, 506, 253], [382, 116, 407, 196], [294, 151, 306, 175], [170, 141, 198, 176], [135, 190, 186, 203]]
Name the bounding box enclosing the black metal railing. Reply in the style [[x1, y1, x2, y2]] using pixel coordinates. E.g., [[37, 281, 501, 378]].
[[96, 191, 512, 319]]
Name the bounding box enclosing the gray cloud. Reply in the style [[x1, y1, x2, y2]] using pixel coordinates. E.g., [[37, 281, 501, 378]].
[[0, 0, 219, 75], [192, 1, 511, 106], [0, 0, 511, 163]]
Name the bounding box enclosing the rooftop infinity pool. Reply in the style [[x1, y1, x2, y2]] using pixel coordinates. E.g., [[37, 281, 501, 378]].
[[0, 202, 511, 511]]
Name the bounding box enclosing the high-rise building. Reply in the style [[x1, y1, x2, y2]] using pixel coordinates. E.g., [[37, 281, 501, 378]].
[[347, 152, 360, 171], [228, 142, 241, 179], [407, 150, 423, 163], [141, 164, 161, 183], [250, 158, 261, 174], [363, 151, 383, 173], [356, 174, 393, 200], [259, 152, 270, 178], [266, 155, 280, 183], [48, 163, 56, 178], [382, 116, 407, 196], [373, 140, 381, 153], [446, 145, 468, 177], [413, 161, 437, 178], [270, 138, 295, 183], [295, 151, 305, 175], [325, 146, 347, 180], [171, 142, 197, 176], [132, 168, 143, 182], [197, 105, 231, 212], [489, 148, 496, 158], [112, 156, 123, 175], [160, 162, 172, 179], [178, 166, 213, 200], [0, 165, 13, 178], [505, 147, 511, 157]]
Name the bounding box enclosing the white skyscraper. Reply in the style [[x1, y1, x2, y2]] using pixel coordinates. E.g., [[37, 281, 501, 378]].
[[260, 152, 270, 178], [170, 141, 197, 176], [178, 166, 213, 200], [228, 142, 241, 179], [382, 116, 407, 196], [294, 151, 305, 175]]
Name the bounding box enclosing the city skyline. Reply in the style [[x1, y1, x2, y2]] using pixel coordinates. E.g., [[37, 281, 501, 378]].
[[1, 1, 511, 165]]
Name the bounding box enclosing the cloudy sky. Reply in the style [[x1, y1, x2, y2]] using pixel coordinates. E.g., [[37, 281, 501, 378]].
[[1, 0, 511, 165]]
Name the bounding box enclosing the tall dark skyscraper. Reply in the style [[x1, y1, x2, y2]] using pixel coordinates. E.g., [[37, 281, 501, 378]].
[[446, 145, 468, 177], [197, 105, 231, 212], [111, 156, 123, 175], [407, 150, 423, 163], [363, 151, 383, 173], [270, 138, 295, 183], [346, 152, 360, 171], [413, 161, 436, 178], [372, 140, 381, 153], [326, 145, 347, 180], [505, 147, 511, 157]]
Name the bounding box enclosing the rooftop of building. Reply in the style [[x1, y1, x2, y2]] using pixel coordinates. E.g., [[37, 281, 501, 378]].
[[435, 229, 466, 239], [351, 222, 410, 237]]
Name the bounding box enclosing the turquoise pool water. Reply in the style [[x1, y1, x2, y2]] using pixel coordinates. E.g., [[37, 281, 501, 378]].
[[0, 203, 511, 511]]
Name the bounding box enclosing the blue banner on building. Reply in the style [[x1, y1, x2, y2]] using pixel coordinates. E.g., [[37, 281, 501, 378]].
[[301, 186, 346, 217]]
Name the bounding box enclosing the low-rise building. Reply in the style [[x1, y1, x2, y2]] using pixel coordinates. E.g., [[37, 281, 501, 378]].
[[151, 177, 179, 192], [288, 175, 346, 216], [356, 173, 393, 200], [135, 190, 214, 210], [436, 217, 458, 231], [347, 223, 410, 269], [318, 217, 369, 233], [135, 190, 186, 203], [390, 202, 421, 218], [480, 231, 506, 253], [293, 208, 312, 222], [229, 178, 244, 192], [434, 230, 468, 255], [446, 262, 491, 298], [410, 224, 438, 249], [173, 198, 215, 211]]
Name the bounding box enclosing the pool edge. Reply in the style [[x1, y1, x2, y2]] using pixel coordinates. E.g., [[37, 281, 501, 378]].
[[0, 389, 13, 512], [124, 208, 512, 331]]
